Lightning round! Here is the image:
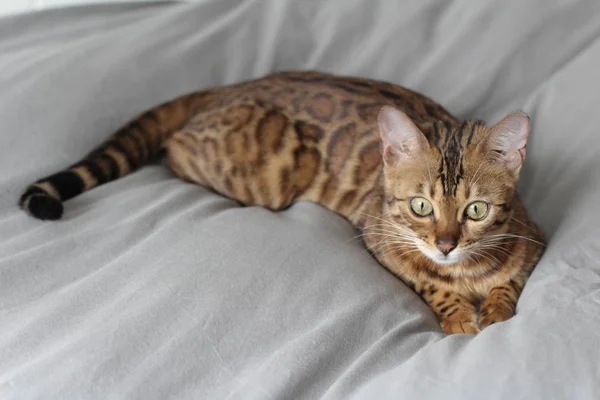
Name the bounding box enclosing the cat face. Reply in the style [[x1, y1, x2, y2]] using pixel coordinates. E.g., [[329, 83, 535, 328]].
[[378, 107, 529, 267]]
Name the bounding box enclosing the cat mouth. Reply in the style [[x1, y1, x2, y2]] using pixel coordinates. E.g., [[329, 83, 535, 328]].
[[432, 255, 464, 265], [417, 244, 466, 265]]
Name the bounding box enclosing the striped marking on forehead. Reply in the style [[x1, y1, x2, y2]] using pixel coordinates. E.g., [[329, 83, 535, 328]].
[[432, 120, 486, 195]]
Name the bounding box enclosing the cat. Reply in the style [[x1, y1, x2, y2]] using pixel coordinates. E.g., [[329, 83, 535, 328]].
[[19, 71, 545, 334]]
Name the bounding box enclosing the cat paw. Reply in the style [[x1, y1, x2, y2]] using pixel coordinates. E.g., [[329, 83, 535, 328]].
[[478, 306, 514, 328], [440, 317, 480, 335]]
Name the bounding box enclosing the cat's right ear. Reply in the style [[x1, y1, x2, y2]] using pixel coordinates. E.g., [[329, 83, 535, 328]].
[[378, 106, 428, 166]]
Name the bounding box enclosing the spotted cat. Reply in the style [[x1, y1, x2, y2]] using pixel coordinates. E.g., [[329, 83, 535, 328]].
[[19, 71, 545, 334]]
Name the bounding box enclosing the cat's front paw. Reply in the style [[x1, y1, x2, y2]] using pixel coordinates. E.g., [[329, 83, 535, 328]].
[[478, 305, 514, 328], [440, 314, 480, 335]]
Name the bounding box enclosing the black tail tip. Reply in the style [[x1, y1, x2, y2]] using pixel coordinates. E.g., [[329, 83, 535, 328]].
[[21, 193, 64, 220]]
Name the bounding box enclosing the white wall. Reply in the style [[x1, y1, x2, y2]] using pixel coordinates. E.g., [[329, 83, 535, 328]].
[[0, 1, 181, 16]]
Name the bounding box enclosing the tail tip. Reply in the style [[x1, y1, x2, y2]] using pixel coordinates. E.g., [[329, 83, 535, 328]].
[[20, 192, 64, 221]]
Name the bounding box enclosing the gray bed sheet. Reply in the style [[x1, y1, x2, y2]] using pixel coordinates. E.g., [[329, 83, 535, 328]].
[[1, 0, 600, 399]]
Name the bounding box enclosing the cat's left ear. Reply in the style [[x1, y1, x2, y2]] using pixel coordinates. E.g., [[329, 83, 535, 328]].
[[483, 111, 530, 178]]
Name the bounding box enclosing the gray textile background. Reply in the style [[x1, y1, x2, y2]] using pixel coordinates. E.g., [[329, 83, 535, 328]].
[[1, 1, 600, 399]]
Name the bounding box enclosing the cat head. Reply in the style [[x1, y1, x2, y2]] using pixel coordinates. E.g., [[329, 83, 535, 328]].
[[377, 106, 530, 267]]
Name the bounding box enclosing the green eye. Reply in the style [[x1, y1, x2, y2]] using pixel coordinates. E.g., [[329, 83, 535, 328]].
[[465, 201, 489, 220], [410, 197, 433, 217]]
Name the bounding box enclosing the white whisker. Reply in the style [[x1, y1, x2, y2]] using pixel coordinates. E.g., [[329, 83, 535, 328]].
[[477, 244, 513, 257], [509, 216, 536, 232], [379, 247, 422, 259], [470, 249, 497, 268], [427, 158, 434, 184], [483, 233, 546, 247], [469, 161, 486, 191], [370, 241, 416, 253], [360, 212, 412, 229]]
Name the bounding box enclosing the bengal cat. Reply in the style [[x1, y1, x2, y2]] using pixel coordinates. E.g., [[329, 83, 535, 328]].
[[19, 71, 545, 334]]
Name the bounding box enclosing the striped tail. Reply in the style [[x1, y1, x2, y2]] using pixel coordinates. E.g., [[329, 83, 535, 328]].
[[20, 91, 210, 220]]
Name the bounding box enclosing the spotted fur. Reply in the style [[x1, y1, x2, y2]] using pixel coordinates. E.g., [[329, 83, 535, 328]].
[[19, 71, 545, 334]]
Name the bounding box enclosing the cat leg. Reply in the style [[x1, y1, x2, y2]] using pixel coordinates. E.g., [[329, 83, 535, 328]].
[[478, 279, 523, 328], [416, 283, 480, 334]]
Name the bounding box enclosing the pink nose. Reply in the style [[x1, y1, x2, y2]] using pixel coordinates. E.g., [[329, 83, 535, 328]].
[[435, 238, 457, 255]]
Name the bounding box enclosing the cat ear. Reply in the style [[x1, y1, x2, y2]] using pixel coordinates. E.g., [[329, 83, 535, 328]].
[[483, 111, 530, 177], [377, 106, 428, 166]]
